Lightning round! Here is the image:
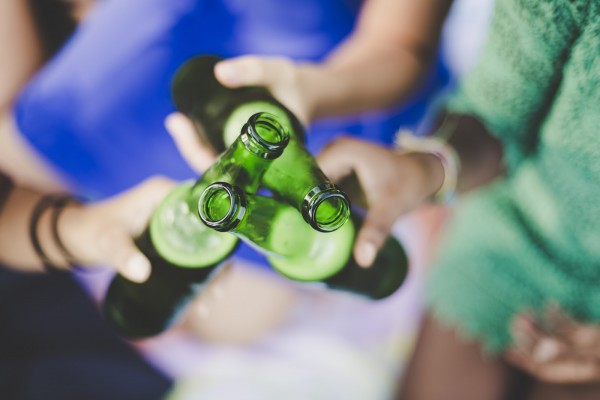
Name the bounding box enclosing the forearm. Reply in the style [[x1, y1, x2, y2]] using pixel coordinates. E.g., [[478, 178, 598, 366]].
[[0, 0, 43, 113], [300, 0, 452, 119], [300, 40, 426, 118]]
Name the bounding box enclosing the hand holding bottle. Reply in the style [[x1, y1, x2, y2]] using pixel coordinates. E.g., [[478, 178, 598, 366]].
[[316, 136, 444, 267], [214, 56, 313, 125], [164, 91, 439, 268], [165, 112, 218, 174], [60, 177, 176, 282]]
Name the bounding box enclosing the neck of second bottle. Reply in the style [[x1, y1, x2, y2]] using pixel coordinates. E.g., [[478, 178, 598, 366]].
[[187, 112, 290, 214], [199, 182, 311, 260], [262, 141, 350, 232]]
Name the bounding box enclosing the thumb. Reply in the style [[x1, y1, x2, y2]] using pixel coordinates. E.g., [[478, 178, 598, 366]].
[[165, 112, 218, 173], [354, 201, 399, 268], [214, 56, 294, 88], [316, 136, 362, 183], [215, 56, 273, 87]]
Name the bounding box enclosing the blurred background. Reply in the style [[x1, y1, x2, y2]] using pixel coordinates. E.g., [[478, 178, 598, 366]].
[[1, 0, 495, 398]]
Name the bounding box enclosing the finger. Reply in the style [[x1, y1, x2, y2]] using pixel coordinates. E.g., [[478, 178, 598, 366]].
[[204, 262, 233, 301], [541, 302, 579, 337], [215, 56, 290, 88], [97, 227, 151, 283], [191, 262, 234, 319], [511, 315, 571, 363], [537, 360, 600, 384], [101, 176, 175, 232], [165, 112, 217, 173], [542, 305, 600, 353], [316, 136, 366, 183], [511, 313, 545, 353], [532, 337, 564, 363], [571, 326, 600, 357], [353, 198, 402, 268]]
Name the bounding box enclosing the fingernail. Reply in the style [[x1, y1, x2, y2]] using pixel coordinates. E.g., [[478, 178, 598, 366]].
[[165, 115, 183, 137], [357, 242, 377, 268], [533, 338, 561, 363], [215, 62, 240, 85], [125, 253, 150, 282]]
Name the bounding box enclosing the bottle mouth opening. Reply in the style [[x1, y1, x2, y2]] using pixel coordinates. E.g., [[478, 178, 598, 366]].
[[302, 183, 351, 232], [242, 112, 290, 159], [198, 182, 246, 232]]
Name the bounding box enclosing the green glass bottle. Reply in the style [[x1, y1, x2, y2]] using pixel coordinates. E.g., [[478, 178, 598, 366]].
[[103, 113, 289, 338], [172, 55, 350, 232], [198, 182, 408, 300]]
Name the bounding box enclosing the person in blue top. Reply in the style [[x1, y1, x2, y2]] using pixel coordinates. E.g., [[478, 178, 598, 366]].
[[3, 0, 450, 347], [10, 0, 447, 200]]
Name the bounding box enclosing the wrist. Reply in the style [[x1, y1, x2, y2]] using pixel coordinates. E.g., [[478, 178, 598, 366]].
[[412, 152, 445, 199], [394, 130, 461, 204], [29, 194, 85, 272], [295, 63, 322, 122], [56, 201, 87, 266]]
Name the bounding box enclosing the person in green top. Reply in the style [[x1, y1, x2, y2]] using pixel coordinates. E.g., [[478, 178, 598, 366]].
[[168, 0, 600, 398]]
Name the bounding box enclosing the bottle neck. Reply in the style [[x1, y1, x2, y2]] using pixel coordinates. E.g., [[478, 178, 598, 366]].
[[188, 112, 289, 210], [198, 182, 247, 232], [172, 55, 304, 153], [239, 112, 289, 159], [302, 182, 351, 232], [198, 182, 305, 259]]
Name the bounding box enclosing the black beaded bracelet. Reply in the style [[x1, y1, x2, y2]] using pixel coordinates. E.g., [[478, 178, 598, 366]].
[[29, 193, 78, 273], [50, 195, 85, 270]]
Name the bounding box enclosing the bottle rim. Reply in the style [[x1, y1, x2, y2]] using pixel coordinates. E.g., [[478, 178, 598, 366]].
[[241, 112, 290, 159], [302, 183, 351, 232], [198, 182, 247, 232]]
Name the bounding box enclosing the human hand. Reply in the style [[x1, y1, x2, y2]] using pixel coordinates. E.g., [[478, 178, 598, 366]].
[[317, 136, 444, 267], [506, 305, 600, 384], [214, 55, 312, 125], [33, 114, 224, 283], [58, 177, 175, 283], [165, 112, 218, 174]]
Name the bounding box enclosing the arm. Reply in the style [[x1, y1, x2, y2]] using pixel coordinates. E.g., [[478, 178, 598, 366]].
[[0, 173, 174, 282], [299, 0, 453, 118], [0, 0, 65, 191], [0, 0, 42, 114], [214, 0, 453, 123], [313, 113, 503, 267]]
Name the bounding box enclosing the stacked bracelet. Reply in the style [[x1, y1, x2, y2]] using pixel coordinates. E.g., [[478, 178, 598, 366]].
[[0, 173, 14, 212], [29, 193, 83, 272], [394, 127, 461, 205]]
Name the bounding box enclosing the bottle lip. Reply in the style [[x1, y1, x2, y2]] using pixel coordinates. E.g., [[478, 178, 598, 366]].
[[198, 182, 246, 232], [241, 112, 290, 159], [302, 183, 351, 232]]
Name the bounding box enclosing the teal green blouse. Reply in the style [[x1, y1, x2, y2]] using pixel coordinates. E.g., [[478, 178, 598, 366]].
[[428, 0, 600, 352]]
